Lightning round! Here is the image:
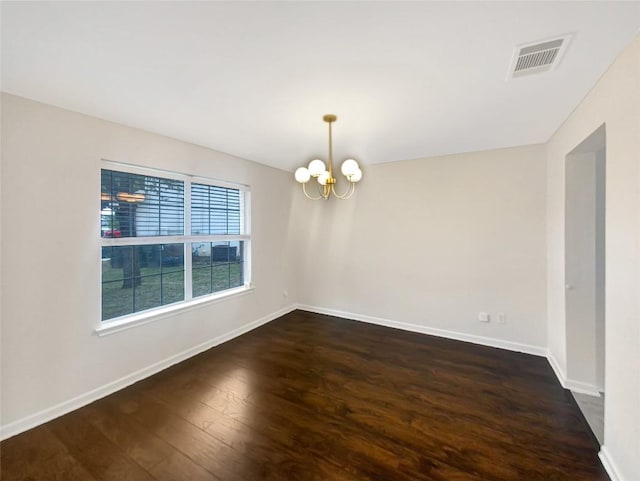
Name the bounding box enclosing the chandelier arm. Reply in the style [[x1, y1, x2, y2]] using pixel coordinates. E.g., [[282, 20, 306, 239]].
[[302, 182, 323, 200], [317, 181, 332, 200], [330, 180, 356, 199], [342, 182, 356, 199], [322, 183, 330, 200]]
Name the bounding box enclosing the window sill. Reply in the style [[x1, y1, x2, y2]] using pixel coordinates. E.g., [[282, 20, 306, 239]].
[[95, 284, 255, 337]]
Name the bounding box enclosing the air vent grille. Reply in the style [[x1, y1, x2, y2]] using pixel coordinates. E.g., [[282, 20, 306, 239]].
[[509, 35, 571, 79]]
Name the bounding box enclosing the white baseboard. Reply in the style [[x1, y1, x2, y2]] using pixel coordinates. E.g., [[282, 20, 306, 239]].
[[599, 445, 623, 481], [546, 349, 566, 387], [297, 304, 547, 357], [546, 349, 602, 396], [565, 380, 602, 397], [0, 304, 296, 441]]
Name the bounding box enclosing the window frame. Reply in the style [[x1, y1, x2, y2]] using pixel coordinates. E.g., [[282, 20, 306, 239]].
[[97, 160, 252, 335]]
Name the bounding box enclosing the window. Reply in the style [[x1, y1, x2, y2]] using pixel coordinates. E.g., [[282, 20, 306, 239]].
[[100, 163, 250, 322]]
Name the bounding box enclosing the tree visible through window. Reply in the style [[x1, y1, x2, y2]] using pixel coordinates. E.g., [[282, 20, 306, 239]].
[[100, 165, 250, 322]]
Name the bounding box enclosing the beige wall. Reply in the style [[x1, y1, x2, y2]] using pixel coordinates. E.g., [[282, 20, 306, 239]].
[[0, 93, 298, 434], [292, 144, 548, 350], [546, 34, 639, 480]]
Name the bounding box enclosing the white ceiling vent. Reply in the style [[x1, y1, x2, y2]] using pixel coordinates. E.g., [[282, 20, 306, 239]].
[[508, 34, 572, 79]]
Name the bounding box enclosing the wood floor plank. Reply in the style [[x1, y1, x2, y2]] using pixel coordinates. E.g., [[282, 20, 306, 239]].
[[104, 390, 266, 481], [0, 425, 99, 481], [81, 397, 218, 481], [144, 385, 362, 481], [47, 410, 156, 481], [1, 310, 609, 481]]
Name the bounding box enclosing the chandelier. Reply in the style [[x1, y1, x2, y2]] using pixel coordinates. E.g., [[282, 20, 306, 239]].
[[294, 114, 363, 200]]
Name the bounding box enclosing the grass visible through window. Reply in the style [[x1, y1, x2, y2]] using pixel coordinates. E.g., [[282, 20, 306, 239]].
[[102, 262, 242, 321]]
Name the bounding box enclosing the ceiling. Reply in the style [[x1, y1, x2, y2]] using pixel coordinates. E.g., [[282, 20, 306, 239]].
[[2, 1, 639, 172]]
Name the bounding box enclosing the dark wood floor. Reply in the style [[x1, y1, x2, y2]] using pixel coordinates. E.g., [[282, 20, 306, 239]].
[[1, 310, 608, 481]]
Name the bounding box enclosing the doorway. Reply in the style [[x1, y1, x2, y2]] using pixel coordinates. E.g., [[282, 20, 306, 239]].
[[564, 124, 605, 443]]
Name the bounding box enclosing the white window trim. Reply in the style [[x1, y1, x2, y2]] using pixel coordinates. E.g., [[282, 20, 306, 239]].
[[99, 159, 252, 332]]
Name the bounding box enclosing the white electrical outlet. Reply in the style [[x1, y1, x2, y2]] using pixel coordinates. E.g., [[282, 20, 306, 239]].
[[497, 312, 506, 324], [478, 312, 490, 322]]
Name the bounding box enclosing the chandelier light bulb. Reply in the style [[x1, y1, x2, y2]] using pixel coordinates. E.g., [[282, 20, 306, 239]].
[[308, 159, 326, 177], [294, 167, 311, 183], [317, 171, 330, 186], [341, 158, 359, 177], [349, 168, 363, 183]]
